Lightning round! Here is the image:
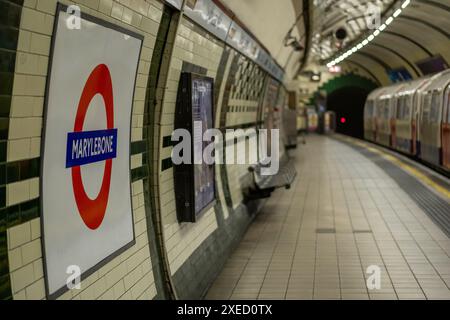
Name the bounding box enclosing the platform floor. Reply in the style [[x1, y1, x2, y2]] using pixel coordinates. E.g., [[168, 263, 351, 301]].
[[206, 135, 450, 300]]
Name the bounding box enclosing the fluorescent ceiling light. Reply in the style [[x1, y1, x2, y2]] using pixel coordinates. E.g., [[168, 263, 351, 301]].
[[324, 1, 409, 68]]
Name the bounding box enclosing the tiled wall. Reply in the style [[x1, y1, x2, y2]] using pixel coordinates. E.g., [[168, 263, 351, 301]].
[[0, 0, 25, 300], [220, 52, 269, 210], [154, 16, 224, 276], [4, 0, 164, 300], [2, 0, 287, 300], [155, 31, 280, 297]]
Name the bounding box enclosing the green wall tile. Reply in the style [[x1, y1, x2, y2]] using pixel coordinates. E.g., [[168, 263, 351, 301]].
[[6, 162, 18, 183], [5, 205, 19, 228], [0, 0, 22, 301], [0, 96, 11, 118]]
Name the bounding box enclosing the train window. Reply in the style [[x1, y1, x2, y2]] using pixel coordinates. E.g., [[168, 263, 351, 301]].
[[396, 96, 404, 119], [422, 94, 432, 122], [365, 101, 373, 118], [374, 101, 380, 117], [429, 91, 441, 123], [383, 100, 390, 119], [404, 96, 411, 120], [388, 101, 393, 118]]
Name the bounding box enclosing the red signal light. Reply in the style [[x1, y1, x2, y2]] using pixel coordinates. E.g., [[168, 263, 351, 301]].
[[340, 117, 346, 124]]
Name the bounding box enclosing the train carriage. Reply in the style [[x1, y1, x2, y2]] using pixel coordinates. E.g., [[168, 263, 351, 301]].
[[364, 69, 450, 173], [419, 70, 450, 170], [393, 78, 432, 155]]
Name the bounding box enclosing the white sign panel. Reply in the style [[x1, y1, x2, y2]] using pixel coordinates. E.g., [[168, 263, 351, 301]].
[[42, 5, 143, 297]]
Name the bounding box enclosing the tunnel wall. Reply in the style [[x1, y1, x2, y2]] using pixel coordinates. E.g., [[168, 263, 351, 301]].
[[152, 13, 279, 299], [153, 15, 227, 296], [1, 0, 283, 300]]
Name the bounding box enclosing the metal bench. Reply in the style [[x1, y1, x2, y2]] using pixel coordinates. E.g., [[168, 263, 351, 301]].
[[245, 155, 297, 200]]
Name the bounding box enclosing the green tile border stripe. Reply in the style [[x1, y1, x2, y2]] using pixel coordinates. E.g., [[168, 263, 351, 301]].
[[131, 140, 147, 155], [161, 157, 173, 171], [4, 158, 40, 185], [181, 61, 207, 76], [0, 0, 24, 300], [1, 198, 39, 232]]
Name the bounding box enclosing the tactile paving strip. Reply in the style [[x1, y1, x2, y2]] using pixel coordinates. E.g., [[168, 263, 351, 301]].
[[346, 142, 450, 238]]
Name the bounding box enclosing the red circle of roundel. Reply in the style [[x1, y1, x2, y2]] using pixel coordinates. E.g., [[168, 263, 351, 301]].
[[72, 64, 114, 230]]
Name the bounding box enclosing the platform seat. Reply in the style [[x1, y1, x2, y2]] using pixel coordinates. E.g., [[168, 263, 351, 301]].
[[245, 155, 297, 200]]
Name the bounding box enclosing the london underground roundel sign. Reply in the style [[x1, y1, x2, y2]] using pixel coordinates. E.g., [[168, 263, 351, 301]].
[[68, 64, 116, 230], [41, 5, 143, 298]]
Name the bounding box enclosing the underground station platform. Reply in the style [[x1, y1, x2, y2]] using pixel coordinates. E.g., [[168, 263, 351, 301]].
[[0, 0, 449, 312], [206, 135, 450, 300]]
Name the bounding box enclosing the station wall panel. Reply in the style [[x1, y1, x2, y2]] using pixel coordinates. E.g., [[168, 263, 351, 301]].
[[4, 0, 164, 300], [2, 0, 287, 300], [151, 10, 277, 298]]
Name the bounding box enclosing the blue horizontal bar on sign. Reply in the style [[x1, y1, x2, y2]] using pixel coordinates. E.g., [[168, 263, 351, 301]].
[[66, 129, 118, 168]]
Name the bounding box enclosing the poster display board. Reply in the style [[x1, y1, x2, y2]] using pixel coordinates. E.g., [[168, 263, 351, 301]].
[[192, 78, 215, 215], [174, 73, 216, 223], [41, 4, 143, 298]]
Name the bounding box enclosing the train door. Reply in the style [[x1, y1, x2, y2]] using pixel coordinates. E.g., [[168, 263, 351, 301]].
[[374, 100, 381, 142], [404, 94, 415, 154], [412, 89, 425, 156], [412, 93, 421, 156], [373, 101, 379, 141], [412, 79, 432, 156], [421, 90, 443, 167], [442, 84, 450, 169], [391, 97, 398, 148]]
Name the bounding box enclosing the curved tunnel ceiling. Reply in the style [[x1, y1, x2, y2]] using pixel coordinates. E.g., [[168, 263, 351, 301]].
[[311, 0, 397, 61], [321, 0, 450, 85], [216, 0, 448, 86]]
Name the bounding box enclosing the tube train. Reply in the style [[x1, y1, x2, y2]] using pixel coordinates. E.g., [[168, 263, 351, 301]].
[[364, 69, 450, 173]]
